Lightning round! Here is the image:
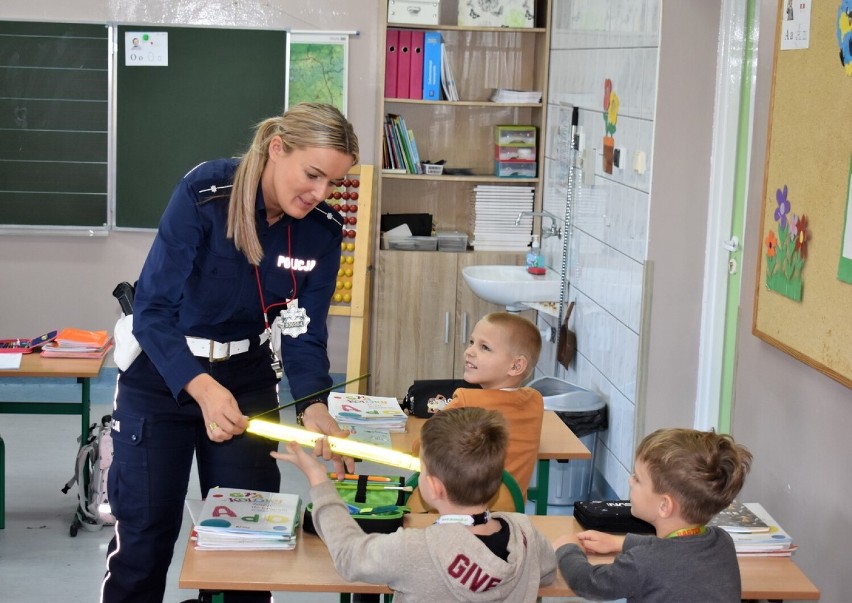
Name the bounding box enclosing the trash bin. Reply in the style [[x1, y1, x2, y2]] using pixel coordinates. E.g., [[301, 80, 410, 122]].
[[528, 377, 608, 506]]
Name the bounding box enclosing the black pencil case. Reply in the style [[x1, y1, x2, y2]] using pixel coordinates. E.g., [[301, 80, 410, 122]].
[[573, 499, 656, 534]]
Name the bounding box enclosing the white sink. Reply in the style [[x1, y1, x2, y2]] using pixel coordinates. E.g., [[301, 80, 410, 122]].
[[461, 264, 561, 309]]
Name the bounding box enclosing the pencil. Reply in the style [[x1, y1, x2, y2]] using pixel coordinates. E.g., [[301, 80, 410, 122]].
[[329, 472, 392, 483]]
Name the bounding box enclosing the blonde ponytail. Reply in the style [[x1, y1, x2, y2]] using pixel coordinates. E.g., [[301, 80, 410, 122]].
[[227, 103, 359, 265]]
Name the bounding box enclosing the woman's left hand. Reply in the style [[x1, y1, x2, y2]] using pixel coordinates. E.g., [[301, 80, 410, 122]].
[[302, 403, 356, 475]]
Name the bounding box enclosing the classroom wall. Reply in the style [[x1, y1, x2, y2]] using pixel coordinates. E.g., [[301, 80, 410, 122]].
[[0, 0, 382, 373], [731, 1, 852, 600]]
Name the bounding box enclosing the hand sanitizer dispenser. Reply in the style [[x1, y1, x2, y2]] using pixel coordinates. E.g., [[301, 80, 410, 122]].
[[526, 235, 546, 275]]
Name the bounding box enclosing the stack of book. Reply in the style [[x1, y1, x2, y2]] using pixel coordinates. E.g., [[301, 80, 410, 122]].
[[490, 89, 542, 104], [190, 487, 301, 551], [328, 392, 408, 433], [708, 501, 797, 556], [470, 185, 535, 251], [40, 328, 113, 359], [383, 113, 422, 174]]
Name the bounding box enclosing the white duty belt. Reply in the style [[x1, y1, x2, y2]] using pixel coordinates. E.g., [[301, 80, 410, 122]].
[[185, 332, 269, 362]]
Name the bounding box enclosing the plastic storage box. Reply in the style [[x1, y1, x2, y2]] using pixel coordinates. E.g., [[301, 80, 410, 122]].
[[387, 236, 438, 251], [495, 125, 536, 146], [495, 161, 537, 178], [496, 146, 536, 161], [437, 230, 468, 252]]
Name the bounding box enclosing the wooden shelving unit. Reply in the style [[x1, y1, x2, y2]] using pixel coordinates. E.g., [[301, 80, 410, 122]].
[[369, 1, 552, 396]]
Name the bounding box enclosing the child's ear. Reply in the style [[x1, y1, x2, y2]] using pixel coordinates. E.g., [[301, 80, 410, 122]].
[[658, 493, 675, 519], [424, 473, 448, 502], [508, 355, 528, 376]]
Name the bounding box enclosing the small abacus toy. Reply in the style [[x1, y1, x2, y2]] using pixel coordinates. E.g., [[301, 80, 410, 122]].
[[329, 175, 361, 306]]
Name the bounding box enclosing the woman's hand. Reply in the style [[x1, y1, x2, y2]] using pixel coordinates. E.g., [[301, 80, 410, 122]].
[[185, 373, 248, 442], [301, 402, 356, 475]]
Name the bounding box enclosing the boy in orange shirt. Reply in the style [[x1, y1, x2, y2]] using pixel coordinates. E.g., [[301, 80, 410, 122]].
[[411, 312, 543, 507]]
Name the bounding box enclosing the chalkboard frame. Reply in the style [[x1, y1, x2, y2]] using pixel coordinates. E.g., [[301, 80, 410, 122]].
[[0, 20, 110, 231]]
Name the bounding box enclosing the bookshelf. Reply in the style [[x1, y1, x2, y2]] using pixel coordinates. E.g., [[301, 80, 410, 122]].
[[370, 0, 551, 396]]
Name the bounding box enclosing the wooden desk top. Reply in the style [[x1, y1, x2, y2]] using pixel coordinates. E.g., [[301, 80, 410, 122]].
[[392, 411, 591, 461], [0, 353, 106, 378], [179, 514, 819, 599]]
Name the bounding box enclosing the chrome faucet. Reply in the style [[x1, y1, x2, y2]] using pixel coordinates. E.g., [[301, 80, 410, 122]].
[[515, 210, 563, 239]]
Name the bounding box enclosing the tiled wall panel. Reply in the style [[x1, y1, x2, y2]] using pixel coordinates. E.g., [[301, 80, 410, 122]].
[[539, 0, 660, 499]]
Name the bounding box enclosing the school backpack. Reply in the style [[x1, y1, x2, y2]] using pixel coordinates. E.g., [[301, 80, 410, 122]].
[[62, 414, 116, 536]]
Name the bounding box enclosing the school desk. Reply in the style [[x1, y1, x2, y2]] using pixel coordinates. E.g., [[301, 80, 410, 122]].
[[0, 354, 106, 530], [393, 411, 592, 515], [179, 513, 820, 601]]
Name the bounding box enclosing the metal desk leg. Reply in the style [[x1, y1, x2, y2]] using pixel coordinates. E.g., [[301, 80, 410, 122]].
[[526, 459, 550, 515], [78, 376, 92, 443]]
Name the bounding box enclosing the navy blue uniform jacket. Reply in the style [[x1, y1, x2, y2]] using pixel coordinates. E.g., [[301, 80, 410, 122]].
[[132, 158, 343, 407]]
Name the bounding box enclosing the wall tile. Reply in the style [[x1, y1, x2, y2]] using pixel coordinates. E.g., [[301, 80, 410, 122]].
[[544, 0, 660, 499]]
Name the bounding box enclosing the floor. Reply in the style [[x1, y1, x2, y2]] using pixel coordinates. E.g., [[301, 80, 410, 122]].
[[0, 371, 595, 602]]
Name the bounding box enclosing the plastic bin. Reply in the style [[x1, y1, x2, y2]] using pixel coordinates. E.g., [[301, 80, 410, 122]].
[[528, 377, 608, 506]]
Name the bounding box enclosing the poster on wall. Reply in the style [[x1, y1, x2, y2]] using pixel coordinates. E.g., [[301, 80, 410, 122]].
[[780, 0, 812, 50], [839, 155, 852, 284], [286, 33, 349, 115], [124, 32, 168, 66]]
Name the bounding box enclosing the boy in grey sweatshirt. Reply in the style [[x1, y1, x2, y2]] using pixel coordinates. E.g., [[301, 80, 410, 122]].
[[273, 406, 556, 602], [553, 428, 753, 602]]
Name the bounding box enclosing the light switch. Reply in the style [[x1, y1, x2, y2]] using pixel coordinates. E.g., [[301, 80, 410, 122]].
[[633, 151, 647, 175]]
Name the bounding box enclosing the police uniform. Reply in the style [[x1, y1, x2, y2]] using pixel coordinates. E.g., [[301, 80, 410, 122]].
[[102, 159, 343, 603]]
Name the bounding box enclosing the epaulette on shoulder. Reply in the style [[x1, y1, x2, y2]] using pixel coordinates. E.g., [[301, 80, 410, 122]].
[[310, 202, 345, 233], [185, 159, 237, 203]]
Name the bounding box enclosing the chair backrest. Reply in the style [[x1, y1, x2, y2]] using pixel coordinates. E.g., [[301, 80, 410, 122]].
[[405, 469, 525, 513]]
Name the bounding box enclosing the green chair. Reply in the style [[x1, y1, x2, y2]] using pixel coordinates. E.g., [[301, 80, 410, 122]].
[[0, 434, 4, 529], [405, 469, 525, 513]]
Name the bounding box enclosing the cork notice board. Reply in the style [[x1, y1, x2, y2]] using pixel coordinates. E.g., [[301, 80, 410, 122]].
[[753, 1, 852, 388]]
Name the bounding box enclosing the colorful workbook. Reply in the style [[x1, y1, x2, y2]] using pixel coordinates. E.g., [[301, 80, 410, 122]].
[[192, 487, 301, 550], [328, 392, 408, 432], [40, 327, 113, 358], [720, 503, 795, 555], [707, 499, 770, 533]]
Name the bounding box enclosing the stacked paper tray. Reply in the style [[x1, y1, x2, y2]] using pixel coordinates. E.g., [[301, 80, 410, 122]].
[[471, 185, 534, 251]]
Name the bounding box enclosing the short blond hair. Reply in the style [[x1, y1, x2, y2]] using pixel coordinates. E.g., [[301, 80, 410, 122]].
[[481, 312, 542, 378]]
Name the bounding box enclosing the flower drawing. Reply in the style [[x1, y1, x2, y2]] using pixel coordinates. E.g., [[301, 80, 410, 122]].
[[774, 185, 790, 230], [765, 230, 778, 258], [764, 184, 808, 302], [603, 79, 619, 137]]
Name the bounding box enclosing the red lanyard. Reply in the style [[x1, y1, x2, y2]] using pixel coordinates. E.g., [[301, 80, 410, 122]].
[[254, 223, 297, 331]]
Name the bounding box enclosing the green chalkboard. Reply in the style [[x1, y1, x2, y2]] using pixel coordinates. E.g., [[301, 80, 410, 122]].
[[116, 26, 287, 228], [0, 21, 109, 228]]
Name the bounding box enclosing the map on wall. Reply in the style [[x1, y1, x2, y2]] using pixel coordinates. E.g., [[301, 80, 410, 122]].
[[286, 33, 348, 115]]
